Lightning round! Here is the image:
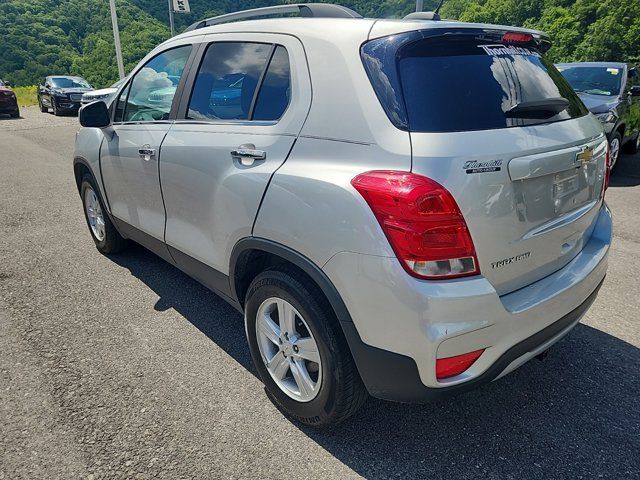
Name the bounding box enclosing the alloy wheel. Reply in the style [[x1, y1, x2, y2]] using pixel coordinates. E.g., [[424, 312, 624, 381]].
[[255, 297, 322, 402], [84, 187, 105, 241], [610, 136, 620, 169]]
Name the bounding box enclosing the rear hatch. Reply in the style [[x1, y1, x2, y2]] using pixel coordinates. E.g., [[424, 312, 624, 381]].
[[363, 28, 607, 295]]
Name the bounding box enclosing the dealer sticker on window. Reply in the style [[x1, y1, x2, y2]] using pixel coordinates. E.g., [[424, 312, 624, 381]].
[[607, 68, 620, 75], [478, 45, 541, 57]]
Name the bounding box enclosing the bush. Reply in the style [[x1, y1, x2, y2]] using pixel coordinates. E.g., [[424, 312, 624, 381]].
[[13, 86, 38, 107]]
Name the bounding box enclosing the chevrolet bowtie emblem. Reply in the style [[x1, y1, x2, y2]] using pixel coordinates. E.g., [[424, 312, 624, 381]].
[[576, 146, 594, 165]]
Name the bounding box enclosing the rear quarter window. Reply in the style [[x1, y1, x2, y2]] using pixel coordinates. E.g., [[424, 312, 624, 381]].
[[362, 31, 588, 132]]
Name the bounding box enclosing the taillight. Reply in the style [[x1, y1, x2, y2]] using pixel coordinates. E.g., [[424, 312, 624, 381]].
[[502, 32, 534, 44], [436, 349, 485, 380], [351, 171, 479, 280]]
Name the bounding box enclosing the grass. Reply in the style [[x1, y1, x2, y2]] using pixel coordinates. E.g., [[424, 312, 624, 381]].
[[13, 85, 38, 107]]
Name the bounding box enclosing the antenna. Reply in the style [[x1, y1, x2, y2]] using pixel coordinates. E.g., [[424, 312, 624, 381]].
[[434, 0, 445, 14]]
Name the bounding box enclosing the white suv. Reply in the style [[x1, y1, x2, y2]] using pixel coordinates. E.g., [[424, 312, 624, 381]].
[[74, 4, 612, 427]]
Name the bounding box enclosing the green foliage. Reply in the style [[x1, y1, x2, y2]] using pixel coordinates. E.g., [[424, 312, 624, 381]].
[[13, 86, 38, 107], [1, 0, 639, 88]]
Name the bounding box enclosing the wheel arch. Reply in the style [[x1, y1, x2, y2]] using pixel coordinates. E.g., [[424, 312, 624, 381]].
[[230, 238, 354, 326]]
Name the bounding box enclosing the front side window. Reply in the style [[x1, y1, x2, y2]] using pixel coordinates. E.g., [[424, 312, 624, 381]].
[[187, 42, 277, 121], [121, 45, 192, 122], [558, 66, 623, 96]]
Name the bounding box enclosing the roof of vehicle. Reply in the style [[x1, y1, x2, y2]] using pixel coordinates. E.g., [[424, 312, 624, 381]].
[[555, 62, 627, 69], [169, 17, 545, 45]]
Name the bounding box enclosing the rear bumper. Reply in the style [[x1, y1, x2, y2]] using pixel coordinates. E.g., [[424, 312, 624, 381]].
[[0, 99, 18, 113], [324, 203, 612, 402]]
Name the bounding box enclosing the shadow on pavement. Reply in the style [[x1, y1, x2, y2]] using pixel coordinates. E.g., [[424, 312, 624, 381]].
[[111, 245, 638, 479], [610, 152, 640, 186]]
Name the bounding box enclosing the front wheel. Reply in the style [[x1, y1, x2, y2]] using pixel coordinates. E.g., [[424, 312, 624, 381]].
[[38, 97, 47, 113], [609, 132, 622, 170], [80, 174, 128, 254], [245, 268, 368, 427], [52, 99, 60, 116], [10, 108, 19, 118]]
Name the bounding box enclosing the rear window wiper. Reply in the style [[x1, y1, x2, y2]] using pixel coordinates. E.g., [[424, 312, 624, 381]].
[[504, 97, 570, 119]]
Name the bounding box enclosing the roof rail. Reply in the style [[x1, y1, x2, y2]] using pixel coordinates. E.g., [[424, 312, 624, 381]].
[[184, 3, 362, 32]]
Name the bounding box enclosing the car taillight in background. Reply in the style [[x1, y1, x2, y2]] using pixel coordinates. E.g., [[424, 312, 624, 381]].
[[351, 171, 479, 280]]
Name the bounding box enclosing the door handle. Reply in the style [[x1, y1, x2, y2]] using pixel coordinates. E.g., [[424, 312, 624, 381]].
[[231, 144, 266, 166], [138, 147, 156, 161]]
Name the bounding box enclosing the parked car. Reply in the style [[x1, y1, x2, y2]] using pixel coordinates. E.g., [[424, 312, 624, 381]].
[[81, 79, 125, 106], [556, 62, 640, 168], [38, 76, 93, 115], [74, 4, 612, 427], [0, 79, 19, 118]]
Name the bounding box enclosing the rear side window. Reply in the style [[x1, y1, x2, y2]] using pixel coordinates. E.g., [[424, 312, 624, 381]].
[[187, 43, 267, 120], [187, 42, 290, 121], [253, 46, 291, 121], [362, 32, 588, 132]]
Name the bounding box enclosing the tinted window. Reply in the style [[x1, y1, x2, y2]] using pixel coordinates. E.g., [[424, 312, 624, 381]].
[[51, 77, 91, 88], [253, 46, 291, 121], [114, 82, 130, 122], [187, 42, 272, 120], [558, 66, 623, 96], [362, 32, 588, 132], [122, 45, 191, 122]]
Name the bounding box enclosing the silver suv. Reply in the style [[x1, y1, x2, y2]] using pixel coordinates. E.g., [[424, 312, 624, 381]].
[[74, 4, 612, 427]]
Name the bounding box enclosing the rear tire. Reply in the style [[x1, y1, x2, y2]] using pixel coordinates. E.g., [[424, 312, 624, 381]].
[[80, 174, 128, 254], [245, 268, 368, 427]]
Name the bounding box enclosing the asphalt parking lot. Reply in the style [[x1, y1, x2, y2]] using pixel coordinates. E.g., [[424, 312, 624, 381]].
[[1, 107, 638, 479]]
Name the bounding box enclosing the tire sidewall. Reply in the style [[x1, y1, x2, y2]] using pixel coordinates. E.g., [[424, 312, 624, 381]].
[[245, 272, 342, 425]]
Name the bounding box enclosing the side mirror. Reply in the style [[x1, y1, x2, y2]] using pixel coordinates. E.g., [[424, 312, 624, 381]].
[[630, 85, 640, 97], [79, 101, 111, 128]]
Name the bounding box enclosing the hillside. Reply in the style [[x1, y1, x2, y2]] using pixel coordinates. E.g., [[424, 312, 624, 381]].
[[1, 0, 639, 88]]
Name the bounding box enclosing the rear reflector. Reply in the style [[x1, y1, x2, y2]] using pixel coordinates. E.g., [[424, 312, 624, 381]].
[[502, 32, 534, 44], [436, 349, 485, 380], [351, 171, 479, 280]]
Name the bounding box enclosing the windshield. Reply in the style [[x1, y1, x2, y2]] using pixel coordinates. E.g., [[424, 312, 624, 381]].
[[557, 66, 622, 96], [362, 32, 588, 132], [51, 77, 91, 89]]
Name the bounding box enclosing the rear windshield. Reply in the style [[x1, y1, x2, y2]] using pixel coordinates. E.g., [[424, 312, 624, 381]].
[[362, 32, 588, 132]]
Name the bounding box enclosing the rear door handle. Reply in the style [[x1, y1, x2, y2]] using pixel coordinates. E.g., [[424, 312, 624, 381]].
[[138, 147, 156, 161], [231, 143, 266, 166]]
